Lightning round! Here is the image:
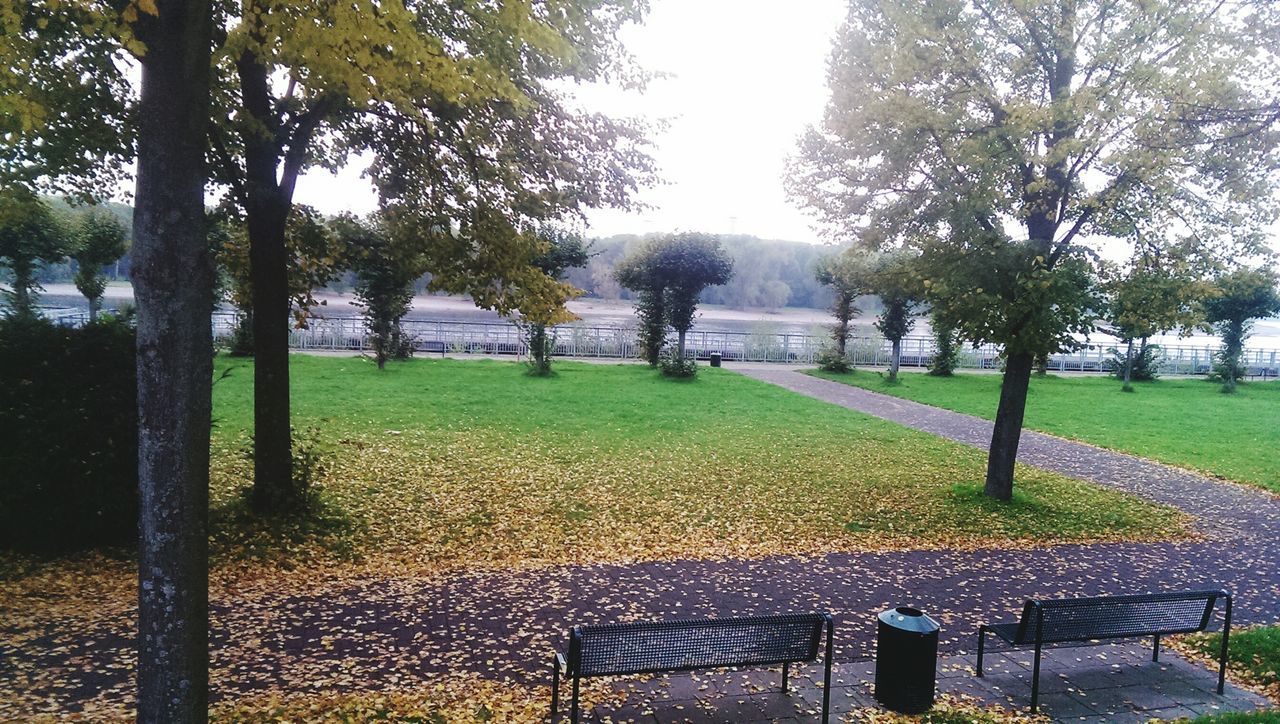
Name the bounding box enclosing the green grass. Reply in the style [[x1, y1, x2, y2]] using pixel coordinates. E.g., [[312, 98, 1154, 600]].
[[806, 369, 1280, 491], [1183, 626, 1280, 722], [205, 355, 1188, 572]]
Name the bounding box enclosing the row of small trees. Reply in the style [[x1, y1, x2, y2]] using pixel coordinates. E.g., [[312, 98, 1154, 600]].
[[0, 192, 129, 320], [813, 243, 1280, 393]]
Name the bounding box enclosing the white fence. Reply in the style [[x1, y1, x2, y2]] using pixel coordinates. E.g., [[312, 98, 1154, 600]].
[[199, 311, 1280, 376]]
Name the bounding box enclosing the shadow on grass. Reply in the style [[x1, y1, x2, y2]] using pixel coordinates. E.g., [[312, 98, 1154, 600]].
[[209, 489, 364, 568]]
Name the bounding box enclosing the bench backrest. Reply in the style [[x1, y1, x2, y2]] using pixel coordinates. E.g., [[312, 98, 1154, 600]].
[[1013, 590, 1227, 645], [569, 613, 828, 677]]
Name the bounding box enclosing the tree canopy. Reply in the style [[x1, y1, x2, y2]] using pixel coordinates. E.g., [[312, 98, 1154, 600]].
[[71, 206, 129, 320], [790, 0, 1280, 499], [3, 0, 658, 512], [0, 190, 70, 316], [617, 233, 733, 363], [1204, 267, 1280, 392]]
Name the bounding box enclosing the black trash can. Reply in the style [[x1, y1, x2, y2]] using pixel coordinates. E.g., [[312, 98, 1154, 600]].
[[709, 352, 722, 367], [874, 606, 940, 714]]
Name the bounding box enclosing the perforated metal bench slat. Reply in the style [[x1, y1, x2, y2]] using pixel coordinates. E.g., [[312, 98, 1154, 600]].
[[1030, 597, 1212, 643], [575, 615, 823, 677]]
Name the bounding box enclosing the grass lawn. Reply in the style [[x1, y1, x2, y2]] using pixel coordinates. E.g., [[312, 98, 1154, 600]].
[[197, 355, 1189, 575], [1177, 626, 1280, 722], [806, 369, 1280, 492], [0, 355, 1197, 721]]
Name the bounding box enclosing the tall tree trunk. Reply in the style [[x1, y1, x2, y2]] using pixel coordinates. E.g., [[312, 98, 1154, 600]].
[[984, 351, 1034, 501], [237, 54, 294, 512], [132, 1, 213, 721], [1123, 338, 1134, 389], [247, 203, 292, 510], [889, 337, 901, 381]]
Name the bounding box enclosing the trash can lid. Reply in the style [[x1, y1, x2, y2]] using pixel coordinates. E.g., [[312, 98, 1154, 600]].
[[878, 606, 940, 633]]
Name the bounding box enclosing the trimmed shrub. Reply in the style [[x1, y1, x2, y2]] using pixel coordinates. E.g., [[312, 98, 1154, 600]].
[[659, 349, 697, 378], [816, 347, 853, 373], [0, 316, 138, 552], [1105, 343, 1163, 382]]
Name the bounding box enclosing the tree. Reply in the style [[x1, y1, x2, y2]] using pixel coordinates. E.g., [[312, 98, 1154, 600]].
[[131, 1, 215, 720], [334, 215, 422, 371], [202, 1, 656, 511], [0, 191, 70, 317], [2, 3, 215, 715], [814, 249, 872, 369], [214, 204, 344, 357], [656, 234, 733, 360], [72, 207, 129, 321], [615, 242, 668, 366], [1102, 247, 1211, 390], [928, 312, 959, 377], [791, 0, 1280, 500], [868, 251, 922, 382], [514, 227, 591, 376], [1204, 268, 1280, 393]]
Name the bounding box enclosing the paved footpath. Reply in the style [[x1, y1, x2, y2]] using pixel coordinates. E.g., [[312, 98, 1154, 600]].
[[5, 368, 1278, 721]]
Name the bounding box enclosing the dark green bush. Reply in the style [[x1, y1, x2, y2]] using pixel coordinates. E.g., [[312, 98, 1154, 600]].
[[0, 315, 138, 552], [816, 347, 852, 373], [658, 350, 697, 378], [1105, 343, 1163, 381]]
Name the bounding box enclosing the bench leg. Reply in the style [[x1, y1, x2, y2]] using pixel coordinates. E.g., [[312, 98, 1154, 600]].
[[1219, 595, 1233, 695], [570, 672, 581, 724], [976, 626, 986, 677], [782, 661, 789, 694], [822, 618, 834, 724], [550, 654, 560, 721], [1030, 641, 1043, 714], [1153, 634, 1160, 662]]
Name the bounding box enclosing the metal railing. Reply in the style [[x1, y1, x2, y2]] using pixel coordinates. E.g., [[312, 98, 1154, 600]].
[[205, 311, 1280, 376]]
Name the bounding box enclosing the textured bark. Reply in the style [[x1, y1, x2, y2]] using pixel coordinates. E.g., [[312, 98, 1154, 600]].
[[984, 351, 1034, 501], [236, 53, 294, 510], [246, 200, 292, 511], [888, 338, 901, 382], [132, 2, 213, 721], [1123, 338, 1135, 389]]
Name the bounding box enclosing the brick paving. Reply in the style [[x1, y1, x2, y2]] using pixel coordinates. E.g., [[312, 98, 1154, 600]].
[[578, 642, 1267, 722]]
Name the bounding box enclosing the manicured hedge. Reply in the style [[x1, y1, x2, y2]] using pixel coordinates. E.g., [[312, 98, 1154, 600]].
[[0, 315, 137, 551]]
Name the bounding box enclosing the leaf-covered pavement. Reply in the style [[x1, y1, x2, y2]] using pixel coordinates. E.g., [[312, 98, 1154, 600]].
[[3, 360, 1274, 720]]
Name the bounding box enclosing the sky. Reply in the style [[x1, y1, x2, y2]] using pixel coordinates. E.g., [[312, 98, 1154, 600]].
[[291, 0, 848, 243]]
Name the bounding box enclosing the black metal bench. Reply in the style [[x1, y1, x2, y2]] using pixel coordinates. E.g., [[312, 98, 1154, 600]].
[[550, 613, 834, 723], [977, 589, 1232, 713]]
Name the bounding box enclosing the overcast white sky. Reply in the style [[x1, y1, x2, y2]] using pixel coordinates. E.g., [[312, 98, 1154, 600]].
[[292, 0, 847, 243]]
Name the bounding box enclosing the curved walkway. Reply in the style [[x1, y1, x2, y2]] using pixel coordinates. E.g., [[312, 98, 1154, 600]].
[[736, 367, 1274, 540], [4, 368, 1278, 720]]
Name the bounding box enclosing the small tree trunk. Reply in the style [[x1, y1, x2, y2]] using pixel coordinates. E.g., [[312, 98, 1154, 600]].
[[1123, 338, 1134, 389], [889, 337, 901, 381], [677, 329, 687, 359], [132, 1, 213, 720], [984, 350, 1034, 501], [1223, 321, 1242, 393], [11, 259, 33, 316], [89, 295, 100, 322]]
